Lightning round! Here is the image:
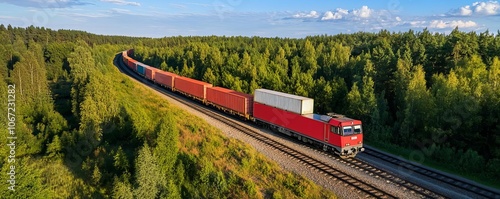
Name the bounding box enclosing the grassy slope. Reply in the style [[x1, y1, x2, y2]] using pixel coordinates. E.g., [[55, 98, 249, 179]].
[[0, 50, 337, 198]]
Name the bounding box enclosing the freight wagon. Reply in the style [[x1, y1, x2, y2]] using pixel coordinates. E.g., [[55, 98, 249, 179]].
[[127, 49, 134, 57], [136, 63, 148, 76], [155, 71, 177, 89], [122, 51, 127, 60], [174, 76, 212, 101], [206, 87, 254, 119], [122, 55, 129, 69], [126, 58, 137, 71], [145, 67, 161, 81]]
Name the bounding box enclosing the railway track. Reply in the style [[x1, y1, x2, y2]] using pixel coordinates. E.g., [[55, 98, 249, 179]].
[[265, 129, 447, 198], [362, 147, 500, 199], [341, 156, 446, 198], [114, 53, 399, 198]]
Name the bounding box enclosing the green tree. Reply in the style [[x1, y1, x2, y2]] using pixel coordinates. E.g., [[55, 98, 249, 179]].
[[114, 146, 129, 173], [202, 67, 217, 85], [301, 39, 317, 74], [312, 77, 333, 113], [47, 135, 63, 157], [67, 40, 96, 120], [112, 177, 134, 199], [346, 83, 362, 117], [134, 143, 161, 199], [154, 111, 179, 175], [399, 65, 435, 145]]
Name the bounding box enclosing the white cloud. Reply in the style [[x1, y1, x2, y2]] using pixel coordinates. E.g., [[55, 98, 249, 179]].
[[429, 20, 477, 29], [395, 16, 401, 22], [100, 0, 140, 6], [321, 11, 335, 20], [460, 5, 473, 16], [409, 20, 426, 27], [320, 6, 377, 21], [473, 1, 500, 15], [292, 11, 319, 18], [409, 20, 477, 29], [452, 1, 499, 16], [321, 8, 348, 20], [352, 6, 372, 18]]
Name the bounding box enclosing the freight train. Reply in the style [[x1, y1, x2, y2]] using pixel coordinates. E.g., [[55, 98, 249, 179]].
[[121, 49, 364, 158]]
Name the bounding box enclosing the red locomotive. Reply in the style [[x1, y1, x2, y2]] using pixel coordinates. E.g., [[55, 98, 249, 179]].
[[121, 49, 364, 158]]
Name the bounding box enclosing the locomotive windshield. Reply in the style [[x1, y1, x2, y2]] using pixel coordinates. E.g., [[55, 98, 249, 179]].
[[354, 125, 362, 134], [343, 126, 353, 135], [342, 125, 362, 136]]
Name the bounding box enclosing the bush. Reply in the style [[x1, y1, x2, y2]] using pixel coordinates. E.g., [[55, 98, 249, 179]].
[[458, 149, 485, 173], [244, 179, 257, 197], [486, 158, 500, 179], [431, 144, 454, 164], [272, 190, 283, 199]]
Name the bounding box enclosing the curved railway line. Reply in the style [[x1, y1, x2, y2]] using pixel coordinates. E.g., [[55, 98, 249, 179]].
[[114, 52, 499, 199], [115, 53, 397, 198]]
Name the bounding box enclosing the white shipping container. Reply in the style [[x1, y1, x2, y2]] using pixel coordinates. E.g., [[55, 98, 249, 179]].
[[254, 89, 314, 115]]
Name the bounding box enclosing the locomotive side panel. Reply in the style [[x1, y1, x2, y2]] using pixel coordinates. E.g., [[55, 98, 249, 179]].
[[253, 102, 326, 142]]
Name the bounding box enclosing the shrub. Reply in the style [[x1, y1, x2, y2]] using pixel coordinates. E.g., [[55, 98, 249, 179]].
[[244, 179, 257, 197], [458, 149, 485, 173], [272, 190, 283, 199]]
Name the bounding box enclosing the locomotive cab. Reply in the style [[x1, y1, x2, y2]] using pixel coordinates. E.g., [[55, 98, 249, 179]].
[[339, 123, 364, 157], [327, 114, 365, 158]]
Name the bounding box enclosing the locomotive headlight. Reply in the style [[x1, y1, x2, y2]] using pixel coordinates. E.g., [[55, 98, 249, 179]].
[[358, 141, 362, 144], [345, 143, 350, 146]]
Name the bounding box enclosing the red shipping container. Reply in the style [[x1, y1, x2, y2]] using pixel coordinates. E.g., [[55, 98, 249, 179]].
[[128, 59, 137, 71], [206, 87, 254, 117], [124, 57, 131, 69], [122, 55, 128, 67], [174, 76, 212, 100], [155, 71, 178, 89], [253, 102, 363, 152], [127, 49, 134, 56], [145, 67, 160, 80]]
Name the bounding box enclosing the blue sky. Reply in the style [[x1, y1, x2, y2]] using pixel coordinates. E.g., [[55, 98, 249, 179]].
[[0, 0, 499, 38]]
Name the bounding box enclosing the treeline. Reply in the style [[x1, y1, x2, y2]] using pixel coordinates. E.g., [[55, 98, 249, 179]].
[[0, 25, 334, 198], [133, 29, 500, 182], [0, 24, 145, 48]]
